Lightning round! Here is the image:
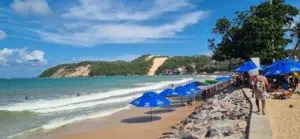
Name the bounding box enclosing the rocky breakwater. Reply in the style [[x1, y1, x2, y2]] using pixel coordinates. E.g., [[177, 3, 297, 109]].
[[160, 89, 251, 139]]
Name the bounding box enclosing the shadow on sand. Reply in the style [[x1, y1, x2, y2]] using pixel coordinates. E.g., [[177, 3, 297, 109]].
[[144, 109, 175, 114], [162, 103, 186, 108], [121, 116, 161, 123]]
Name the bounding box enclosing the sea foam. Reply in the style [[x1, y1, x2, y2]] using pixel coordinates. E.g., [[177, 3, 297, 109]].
[[33, 94, 142, 113], [8, 106, 131, 138], [0, 78, 192, 112]]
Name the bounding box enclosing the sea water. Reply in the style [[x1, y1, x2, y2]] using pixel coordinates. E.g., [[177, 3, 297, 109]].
[[0, 75, 215, 139]]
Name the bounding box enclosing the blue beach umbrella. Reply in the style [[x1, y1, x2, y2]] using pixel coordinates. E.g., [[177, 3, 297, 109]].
[[142, 92, 159, 97], [264, 59, 300, 76], [259, 65, 267, 71], [190, 81, 202, 86], [159, 88, 179, 97], [185, 84, 201, 92], [234, 61, 257, 72], [175, 86, 194, 96], [175, 86, 194, 105], [130, 93, 171, 120]]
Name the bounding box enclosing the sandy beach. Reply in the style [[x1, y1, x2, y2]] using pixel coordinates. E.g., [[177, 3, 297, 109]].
[[266, 93, 300, 139], [27, 100, 203, 139]]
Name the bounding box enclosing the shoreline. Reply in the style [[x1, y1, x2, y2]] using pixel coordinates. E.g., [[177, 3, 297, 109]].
[[26, 99, 203, 139]]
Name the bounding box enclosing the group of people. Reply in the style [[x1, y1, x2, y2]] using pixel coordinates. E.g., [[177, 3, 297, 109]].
[[236, 70, 299, 115]]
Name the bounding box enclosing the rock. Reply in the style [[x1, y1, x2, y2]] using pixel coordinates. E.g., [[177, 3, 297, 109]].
[[238, 121, 247, 129], [206, 129, 220, 137], [214, 112, 224, 120], [183, 123, 194, 132], [217, 108, 227, 113], [184, 128, 208, 139], [161, 87, 250, 139]]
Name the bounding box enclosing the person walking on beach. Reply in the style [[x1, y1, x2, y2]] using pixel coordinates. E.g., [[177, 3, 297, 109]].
[[255, 70, 268, 115]]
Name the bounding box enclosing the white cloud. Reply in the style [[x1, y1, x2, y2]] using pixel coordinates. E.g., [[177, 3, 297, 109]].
[[0, 30, 7, 40], [0, 48, 14, 65], [72, 54, 141, 62], [62, 0, 191, 21], [11, 0, 51, 16], [17, 49, 47, 64], [0, 48, 47, 66], [37, 11, 208, 46]]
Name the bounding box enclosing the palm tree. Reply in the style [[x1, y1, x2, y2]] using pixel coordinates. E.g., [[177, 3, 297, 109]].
[[290, 22, 300, 59]]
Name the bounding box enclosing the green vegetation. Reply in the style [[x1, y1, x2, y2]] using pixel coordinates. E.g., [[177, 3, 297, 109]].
[[209, 0, 299, 64], [197, 59, 243, 73], [40, 54, 243, 77], [289, 22, 300, 57], [155, 55, 211, 74], [155, 55, 242, 74], [39, 54, 154, 77]]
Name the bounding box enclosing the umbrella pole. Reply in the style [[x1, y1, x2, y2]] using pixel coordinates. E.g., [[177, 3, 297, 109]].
[[150, 107, 152, 121], [181, 96, 183, 105], [169, 105, 171, 112]]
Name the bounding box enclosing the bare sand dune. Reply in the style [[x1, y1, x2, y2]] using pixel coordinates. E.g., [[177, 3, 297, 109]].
[[266, 94, 300, 139], [51, 65, 91, 78], [147, 57, 168, 76]]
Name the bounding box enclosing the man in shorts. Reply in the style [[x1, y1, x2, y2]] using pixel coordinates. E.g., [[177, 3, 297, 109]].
[[254, 70, 268, 115]]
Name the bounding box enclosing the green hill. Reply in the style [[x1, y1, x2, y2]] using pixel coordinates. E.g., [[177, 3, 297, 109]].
[[39, 54, 242, 78]]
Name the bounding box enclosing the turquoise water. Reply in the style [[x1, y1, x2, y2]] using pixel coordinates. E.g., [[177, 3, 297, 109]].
[[0, 75, 214, 139]]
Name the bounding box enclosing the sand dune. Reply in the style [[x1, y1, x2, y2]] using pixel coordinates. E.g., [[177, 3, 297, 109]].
[[51, 65, 91, 77], [147, 57, 168, 76]]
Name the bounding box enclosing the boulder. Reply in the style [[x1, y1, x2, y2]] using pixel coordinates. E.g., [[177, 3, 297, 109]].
[[184, 128, 208, 139]]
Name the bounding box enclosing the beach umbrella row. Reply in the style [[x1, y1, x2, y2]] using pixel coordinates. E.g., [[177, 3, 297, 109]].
[[130, 77, 229, 121]]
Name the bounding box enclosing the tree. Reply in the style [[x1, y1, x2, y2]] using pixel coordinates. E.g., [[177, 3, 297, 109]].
[[290, 22, 300, 58], [210, 0, 299, 64]]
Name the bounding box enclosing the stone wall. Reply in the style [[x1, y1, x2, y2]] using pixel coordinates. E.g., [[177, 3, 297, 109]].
[[160, 87, 251, 139]]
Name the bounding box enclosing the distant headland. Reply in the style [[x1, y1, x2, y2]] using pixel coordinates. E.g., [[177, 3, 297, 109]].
[[39, 54, 242, 78]]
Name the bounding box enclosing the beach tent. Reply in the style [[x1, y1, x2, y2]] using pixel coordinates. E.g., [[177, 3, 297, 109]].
[[159, 88, 179, 97], [130, 92, 171, 120], [234, 61, 257, 72]]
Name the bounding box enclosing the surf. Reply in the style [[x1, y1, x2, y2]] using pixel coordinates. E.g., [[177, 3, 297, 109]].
[[0, 78, 192, 112]]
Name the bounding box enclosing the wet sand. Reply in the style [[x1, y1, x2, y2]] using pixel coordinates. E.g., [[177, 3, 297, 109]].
[[29, 100, 203, 139], [266, 93, 300, 139]]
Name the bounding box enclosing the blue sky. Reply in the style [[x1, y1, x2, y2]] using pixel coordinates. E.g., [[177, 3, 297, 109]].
[[0, 0, 299, 78]]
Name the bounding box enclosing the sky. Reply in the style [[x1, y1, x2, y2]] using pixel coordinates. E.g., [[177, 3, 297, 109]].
[[0, 0, 299, 78]]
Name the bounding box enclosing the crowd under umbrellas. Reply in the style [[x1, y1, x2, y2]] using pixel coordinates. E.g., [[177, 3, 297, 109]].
[[129, 76, 232, 120], [233, 58, 300, 98], [234, 59, 300, 76]]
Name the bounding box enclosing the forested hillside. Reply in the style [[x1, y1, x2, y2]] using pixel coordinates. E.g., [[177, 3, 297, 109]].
[[39, 54, 242, 78]]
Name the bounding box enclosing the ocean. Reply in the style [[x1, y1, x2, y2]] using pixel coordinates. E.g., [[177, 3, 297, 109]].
[[0, 75, 215, 139]]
